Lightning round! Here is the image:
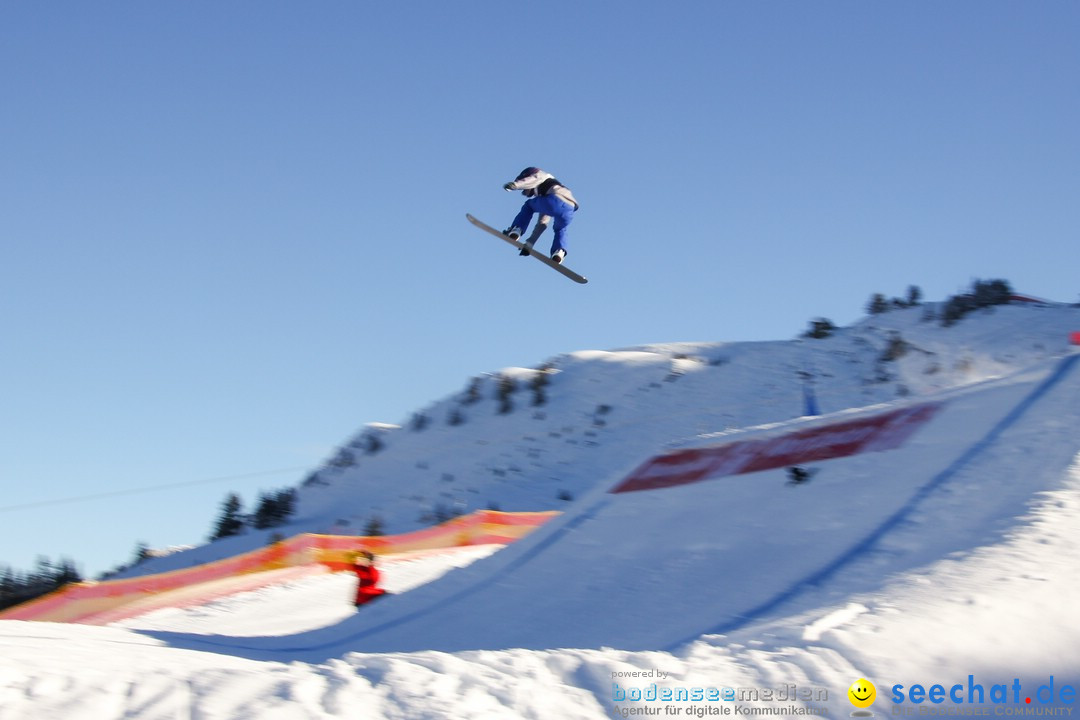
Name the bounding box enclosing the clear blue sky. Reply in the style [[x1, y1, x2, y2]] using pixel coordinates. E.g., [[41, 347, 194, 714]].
[[2, 2, 1078, 577]]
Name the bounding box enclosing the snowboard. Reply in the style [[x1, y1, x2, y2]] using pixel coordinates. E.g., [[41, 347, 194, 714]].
[[466, 213, 588, 284]]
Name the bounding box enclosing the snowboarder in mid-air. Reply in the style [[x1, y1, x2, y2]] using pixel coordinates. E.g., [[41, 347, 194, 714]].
[[503, 167, 579, 265]]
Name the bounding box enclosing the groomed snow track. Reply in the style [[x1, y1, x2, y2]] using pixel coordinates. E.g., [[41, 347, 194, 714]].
[[143, 353, 1080, 659]]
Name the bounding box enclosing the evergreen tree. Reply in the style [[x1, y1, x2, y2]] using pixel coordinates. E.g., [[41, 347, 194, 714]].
[[802, 318, 837, 339], [277, 488, 296, 521], [0, 556, 82, 611], [252, 488, 297, 530], [942, 294, 972, 326], [363, 515, 385, 537], [0, 566, 17, 608], [530, 367, 551, 407], [462, 377, 483, 405], [53, 557, 81, 586], [132, 541, 152, 566], [252, 492, 277, 530], [328, 448, 356, 470], [419, 502, 461, 525], [210, 492, 246, 541], [880, 331, 910, 362], [359, 431, 384, 456], [496, 374, 516, 414], [867, 293, 889, 315], [973, 278, 1012, 307], [941, 279, 1013, 327], [31, 556, 53, 592]]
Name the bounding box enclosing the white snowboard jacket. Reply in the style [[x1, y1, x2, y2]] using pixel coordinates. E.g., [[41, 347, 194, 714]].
[[504, 169, 579, 211]]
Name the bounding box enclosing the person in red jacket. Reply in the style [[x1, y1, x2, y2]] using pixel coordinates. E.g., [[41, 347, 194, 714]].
[[351, 550, 387, 608]]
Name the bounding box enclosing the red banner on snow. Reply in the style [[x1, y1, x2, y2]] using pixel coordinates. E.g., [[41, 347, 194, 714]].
[[611, 402, 943, 493]]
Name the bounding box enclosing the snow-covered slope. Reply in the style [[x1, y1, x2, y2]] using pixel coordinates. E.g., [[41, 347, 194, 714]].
[[123, 303, 1077, 577], [3, 303, 1080, 719]]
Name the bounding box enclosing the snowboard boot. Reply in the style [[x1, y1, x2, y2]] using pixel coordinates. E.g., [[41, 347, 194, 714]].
[[551, 249, 567, 264], [504, 226, 523, 240]]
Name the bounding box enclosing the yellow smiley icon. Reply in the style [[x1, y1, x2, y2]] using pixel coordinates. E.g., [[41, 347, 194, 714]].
[[848, 678, 876, 708]]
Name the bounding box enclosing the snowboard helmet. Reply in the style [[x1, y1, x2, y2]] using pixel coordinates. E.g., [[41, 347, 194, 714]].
[[512, 167, 552, 197]]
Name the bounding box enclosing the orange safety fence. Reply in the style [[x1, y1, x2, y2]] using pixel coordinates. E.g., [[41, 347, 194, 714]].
[[0, 509, 559, 625]]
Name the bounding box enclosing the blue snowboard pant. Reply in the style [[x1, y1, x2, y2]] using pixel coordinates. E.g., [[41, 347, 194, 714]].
[[511, 195, 576, 255]]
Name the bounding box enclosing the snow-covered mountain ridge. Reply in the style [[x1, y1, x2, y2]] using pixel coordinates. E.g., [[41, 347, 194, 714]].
[[125, 301, 1079, 578]]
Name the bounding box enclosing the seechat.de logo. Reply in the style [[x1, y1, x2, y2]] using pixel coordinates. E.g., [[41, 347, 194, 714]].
[[891, 675, 1078, 707]]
